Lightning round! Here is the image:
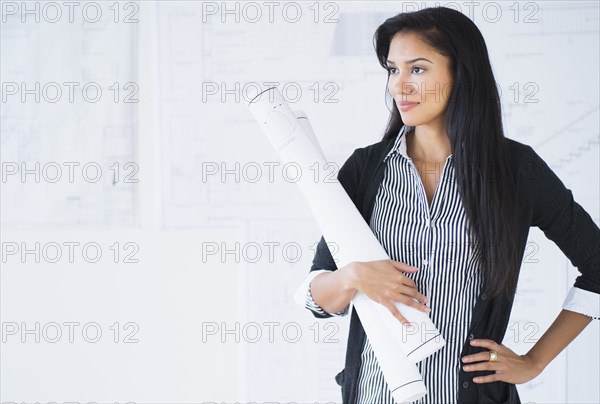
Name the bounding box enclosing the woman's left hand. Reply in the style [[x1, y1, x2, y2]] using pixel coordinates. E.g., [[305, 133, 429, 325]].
[[461, 339, 543, 384]]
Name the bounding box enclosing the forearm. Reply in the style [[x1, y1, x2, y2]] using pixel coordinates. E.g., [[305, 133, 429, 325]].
[[525, 309, 593, 372], [310, 264, 357, 314]]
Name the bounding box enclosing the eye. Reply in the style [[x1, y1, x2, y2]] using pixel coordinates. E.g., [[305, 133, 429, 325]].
[[386, 66, 426, 75]]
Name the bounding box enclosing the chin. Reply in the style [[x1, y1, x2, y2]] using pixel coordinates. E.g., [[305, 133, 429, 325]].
[[399, 117, 420, 126]]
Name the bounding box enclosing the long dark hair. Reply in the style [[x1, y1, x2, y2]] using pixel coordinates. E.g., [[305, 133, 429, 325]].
[[373, 7, 520, 301]]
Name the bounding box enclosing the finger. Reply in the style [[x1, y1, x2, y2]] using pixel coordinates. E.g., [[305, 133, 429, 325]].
[[388, 263, 428, 303], [396, 293, 431, 312], [390, 260, 419, 273], [462, 352, 499, 364], [398, 285, 428, 305], [409, 297, 431, 312], [393, 271, 417, 288], [473, 373, 502, 384], [383, 301, 410, 326], [462, 361, 498, 372], [470, 339, 499, 350], [389, 269, 419, 292], [400, 276, 417, 290], [392, 293, 430, 312]]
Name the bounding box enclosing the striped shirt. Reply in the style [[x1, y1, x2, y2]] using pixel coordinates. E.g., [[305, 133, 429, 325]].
[[306, 125, 483, 404]]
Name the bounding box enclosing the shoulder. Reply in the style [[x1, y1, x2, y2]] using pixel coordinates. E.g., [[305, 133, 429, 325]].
[[502, 137, 571, 200], [336, 135, 396, 201], [341, 135, 396, 170], [503, 136, 536, 162], [502, 137, 545, 181]]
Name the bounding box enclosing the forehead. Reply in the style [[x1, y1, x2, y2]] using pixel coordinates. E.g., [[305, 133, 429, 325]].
[[388, 31, 437, 57]]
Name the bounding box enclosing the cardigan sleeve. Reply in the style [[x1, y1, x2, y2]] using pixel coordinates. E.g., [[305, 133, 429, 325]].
[[527, 145, 600, 319], [304, 147, 366, 319]]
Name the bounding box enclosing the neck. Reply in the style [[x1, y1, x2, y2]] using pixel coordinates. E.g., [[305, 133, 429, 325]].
[[406, 124, 452, 162]]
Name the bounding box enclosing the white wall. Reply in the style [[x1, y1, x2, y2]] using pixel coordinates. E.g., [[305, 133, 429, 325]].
[[1, 1, 598, 403]]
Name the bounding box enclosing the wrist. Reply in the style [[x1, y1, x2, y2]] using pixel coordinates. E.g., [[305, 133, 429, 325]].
[[524, 352, 546, 375], [340, 262, 361, 296]]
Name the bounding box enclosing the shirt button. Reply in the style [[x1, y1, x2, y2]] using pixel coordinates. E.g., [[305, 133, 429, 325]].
[[468, 333, 474, 340], [462, 381, 469, 388], [481, 293, 487, 300], [423, 259, 428, 265]]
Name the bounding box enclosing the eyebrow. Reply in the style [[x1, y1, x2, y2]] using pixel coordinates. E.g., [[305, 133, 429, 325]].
[[386, 58, 433, 65]]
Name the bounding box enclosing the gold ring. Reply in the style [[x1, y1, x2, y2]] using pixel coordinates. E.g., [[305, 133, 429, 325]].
[[488, 350, 498, 362]]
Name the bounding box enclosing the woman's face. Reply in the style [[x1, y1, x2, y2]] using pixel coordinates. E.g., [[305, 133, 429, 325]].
[[387, 31, 453, 128]]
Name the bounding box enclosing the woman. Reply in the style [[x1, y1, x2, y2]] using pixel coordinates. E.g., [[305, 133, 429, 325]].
[[304, 6, 600, 404]]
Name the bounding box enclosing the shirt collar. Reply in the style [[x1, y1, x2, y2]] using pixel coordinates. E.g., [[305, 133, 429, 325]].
[[384, 126, 454, 163], [384, 125, 411, 163]]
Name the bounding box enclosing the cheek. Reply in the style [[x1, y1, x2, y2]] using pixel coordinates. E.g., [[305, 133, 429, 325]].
[[441, 83, 453, 103], [387, 77, 397, 94], [421, 81, 451, 106]]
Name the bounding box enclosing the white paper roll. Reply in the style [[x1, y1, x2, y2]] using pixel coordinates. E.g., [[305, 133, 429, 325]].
[[293, 110, 326, 160], [248, 87, 446, 402]]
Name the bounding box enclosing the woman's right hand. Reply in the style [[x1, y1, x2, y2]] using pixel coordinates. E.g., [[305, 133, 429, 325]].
[[347, 259, 430, 325]]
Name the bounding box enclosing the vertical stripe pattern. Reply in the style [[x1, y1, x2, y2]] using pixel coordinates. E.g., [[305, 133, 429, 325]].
[[356, 126, 483, 404], [305, 126, 483, 403]]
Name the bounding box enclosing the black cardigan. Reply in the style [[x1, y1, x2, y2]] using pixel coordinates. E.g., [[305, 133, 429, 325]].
[[308, 133, 600, 404]]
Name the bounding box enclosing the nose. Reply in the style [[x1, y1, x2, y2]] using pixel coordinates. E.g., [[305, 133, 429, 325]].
[[390, 73, 417, 101]]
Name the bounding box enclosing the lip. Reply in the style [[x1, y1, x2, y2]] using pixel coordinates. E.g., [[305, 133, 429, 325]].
[[398, 101, 420, 111]]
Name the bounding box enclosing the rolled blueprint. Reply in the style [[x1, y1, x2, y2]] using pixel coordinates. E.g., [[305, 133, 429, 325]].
[[248, 87, 446, 403], [293, 110, 326, 160]]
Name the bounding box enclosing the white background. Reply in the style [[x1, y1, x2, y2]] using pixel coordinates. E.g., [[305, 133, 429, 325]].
[[1, 1, 599, 403]]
